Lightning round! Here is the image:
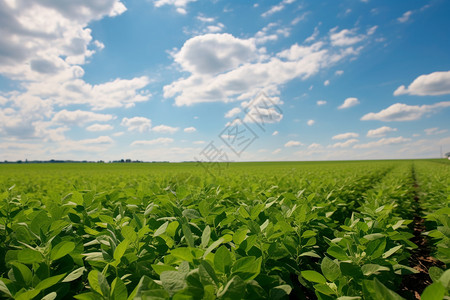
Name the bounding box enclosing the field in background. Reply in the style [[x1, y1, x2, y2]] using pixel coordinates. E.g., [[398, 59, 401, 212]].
[[0, 160, 448, 299]]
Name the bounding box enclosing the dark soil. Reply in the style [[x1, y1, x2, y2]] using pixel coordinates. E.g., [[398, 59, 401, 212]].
[[398, 174, 445, 299]]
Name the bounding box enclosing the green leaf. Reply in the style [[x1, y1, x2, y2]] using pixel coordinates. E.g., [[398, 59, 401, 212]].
[[217, 276, 245, 299], [214, 245, 232, 274], [269, 285, 292, 300], [421, 282, 445, 300], [74, 292, 100, 300], [203, 237, 225, 258], [366, 238, 386, 259], [201, 225, 211, 248], [182, 209, 201, 220], [382, 245, 402, 259], [321, 257, 341, 282], [35, 273, 66, 291], [63, 267, 86, 283], [88, 270, 102, 295], [51, 241, 75, 261], [231, 256, 262, 280], [41, 292, 57, 300], [232, 228, 248, 245], [199, 260, 219, 286], [113, 239, 129, 262], [160, 271, 186, 297], [327, 246, 348, 261], [171, 248, 195, 262], [0, 280, 12, 297], [152, 264, 177, 275], [17, 248, 43, 264], [154, 221, 169, 237], [181, 223, 195, 248], [361, 264, 390, 276], [373, 278, 404, 300], [428, 266, 444, 283], [301, 270, 327, 284], [11, 262, 33, 286], [313, 283, 335, 296], [438, 269, 450, 288], [111, 277, 128, 300]]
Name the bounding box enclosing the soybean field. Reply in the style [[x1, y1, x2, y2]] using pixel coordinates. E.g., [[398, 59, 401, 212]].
[[0, 160, 448, 299]]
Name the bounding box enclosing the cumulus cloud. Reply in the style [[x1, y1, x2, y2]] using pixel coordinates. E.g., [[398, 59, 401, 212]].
[[324, 80, 330, 86], [367, 126, 397, 137], [330, 28, 366, 46], [308, 143, 323, 150], [335, 70, 344, 76], [184, 127, 197, 133], [173, 33, 257, 75], [338, 97, 359, 109], [307, 119, 315, 126], [353, 137, 411, 149], [86, 124, 114, 132], [121, 117, 152, 133], [225, 107, 242, 118], [153, 0, 197, 14], [272, 130, 279, 136], [52, 110, 114, 126], [242, 93, 283, 125], [152, 125, 179, 134], [330, 139, 358, 148], [165, 28, 371, 106], [361, 101, 450, 121], [317, 100, 327, 106], [285, 140, 302, 147], [131, 137, 174, 146], [394, 71, 450, 96], [332, 132, 359, 140]]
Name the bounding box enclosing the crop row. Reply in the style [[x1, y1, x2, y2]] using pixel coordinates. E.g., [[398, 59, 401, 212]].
[[0, 161, 448, 299]]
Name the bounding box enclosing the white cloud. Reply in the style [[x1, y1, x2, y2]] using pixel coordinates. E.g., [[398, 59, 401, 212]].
[[394, 71, 450, 96], [173, 33, 257, 75], [272, 148, 282, 154], [272, 130, 279, 136], [305, 27, 319, 43], [242, 94, 283, 125], [338, 97, 359, 109], [367, 126, 397, 138], [193, 140, 206, 144], [332, 132, 359, 140], [153, 0, 197, 14], [165, 30, 368, 106], [361, 101, 450, 121], [308, 143, 323, 150], [131, 137, 174, 146], [184, 127, 197, 133], [317, 100, 327, 106], [330, 28, 365, 46], [285, 140, 302, 147], [424, 127, 447, 135], [113, 131, 124, 137], [330, 139, 358, 148], [225, 107, 242, 118], [335, 70, 344, 76], [307, 119, 315, 126], [398, 11, 413, 23], [353, 137, 411, 149], [52, 110, 114, 126], [261, 0, 296, 17], [86, 123, 114, 132], [197, 15, 215, 22], [324, 80, 330, 86], [152, 125, 179, 134], [121, 117, 151, 133]]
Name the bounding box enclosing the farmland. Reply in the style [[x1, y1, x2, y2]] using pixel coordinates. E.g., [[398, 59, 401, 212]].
[[0, 160, 448, 299]]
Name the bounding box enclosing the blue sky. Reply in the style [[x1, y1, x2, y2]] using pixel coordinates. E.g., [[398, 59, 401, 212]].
[[0, 0, 449, 162]]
